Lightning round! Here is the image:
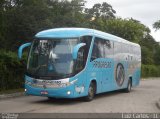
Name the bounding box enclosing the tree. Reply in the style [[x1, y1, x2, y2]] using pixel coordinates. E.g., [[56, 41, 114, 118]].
[[90, 17, 158, 65], [0, 0, 89, 51], [94, 18, 150, 43], [0, 0, 55, 50], [50, 0, 87, 27], [0, 0, 7, 49], [153, 20, 160, 30], [85, 2, 116, 20], [154, 46, 160, 65], [1, 0, 159, 66]]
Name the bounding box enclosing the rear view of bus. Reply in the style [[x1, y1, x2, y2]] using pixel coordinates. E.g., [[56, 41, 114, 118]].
[[18, 28, 141, 101]]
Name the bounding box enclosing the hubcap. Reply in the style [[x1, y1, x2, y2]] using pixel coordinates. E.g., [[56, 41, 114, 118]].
[[128, 82, 131, 91], [89, 85, 94, 98]]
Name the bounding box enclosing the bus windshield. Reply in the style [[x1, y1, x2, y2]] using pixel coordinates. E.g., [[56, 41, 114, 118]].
[[27, 38, 81, 80]]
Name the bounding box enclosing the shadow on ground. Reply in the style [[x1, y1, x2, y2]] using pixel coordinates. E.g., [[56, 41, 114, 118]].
[[29, 89, 136, 106]]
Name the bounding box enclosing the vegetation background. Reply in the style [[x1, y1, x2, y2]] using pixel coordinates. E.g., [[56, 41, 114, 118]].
[[0, 0, 160, 92]]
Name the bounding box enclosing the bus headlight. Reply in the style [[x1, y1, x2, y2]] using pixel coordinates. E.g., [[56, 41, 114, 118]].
[[67, 91, 71, 95]]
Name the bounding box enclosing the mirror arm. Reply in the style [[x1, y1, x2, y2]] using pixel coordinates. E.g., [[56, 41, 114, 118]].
[[18, 42, 31, 59], [72, 43, 86, 60]]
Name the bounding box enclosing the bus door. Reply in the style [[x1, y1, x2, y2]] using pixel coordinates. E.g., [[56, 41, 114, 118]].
[[88, 58, 102, 93], [89, 37, 114, 93]]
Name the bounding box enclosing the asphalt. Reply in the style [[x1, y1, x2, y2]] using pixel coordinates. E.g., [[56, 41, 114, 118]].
[[0, 79, 160, 112], [156, 98, 160, 110], [0, 92, 24, 100]]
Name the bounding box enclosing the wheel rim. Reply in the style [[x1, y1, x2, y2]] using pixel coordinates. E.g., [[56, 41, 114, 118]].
[[89, 85, 94, 99], [128, 81, 131, 91]]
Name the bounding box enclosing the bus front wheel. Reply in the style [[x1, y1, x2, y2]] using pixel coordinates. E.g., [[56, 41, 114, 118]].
[[48, 97, 56, 100], [84, 82, 96, 101]]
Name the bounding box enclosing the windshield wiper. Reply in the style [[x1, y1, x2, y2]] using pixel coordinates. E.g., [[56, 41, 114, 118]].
[[34, 65, 47, 75]]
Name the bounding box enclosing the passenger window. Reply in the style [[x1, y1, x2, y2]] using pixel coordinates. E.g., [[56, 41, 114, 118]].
[[75, 36, 92, 73], [104, 40, 112, 58], [91, 38, 103, 60], [91, 37, 113, 61]]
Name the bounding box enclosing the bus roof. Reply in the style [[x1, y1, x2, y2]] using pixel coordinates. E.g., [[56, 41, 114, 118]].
[[35, 28, 139, 47]]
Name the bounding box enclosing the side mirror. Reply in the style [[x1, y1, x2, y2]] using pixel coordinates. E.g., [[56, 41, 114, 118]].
[[72, 43, 86, 60], [18, 42, 31, 59]]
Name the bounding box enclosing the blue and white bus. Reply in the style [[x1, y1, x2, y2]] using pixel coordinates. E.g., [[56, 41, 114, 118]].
[[18, 28, 141, 101]]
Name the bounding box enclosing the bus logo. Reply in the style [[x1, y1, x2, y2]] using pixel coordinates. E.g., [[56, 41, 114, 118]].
[[115, 63, 125, 86]]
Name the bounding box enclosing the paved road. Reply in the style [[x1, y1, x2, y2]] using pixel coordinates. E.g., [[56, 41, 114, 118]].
[[0, 79, 160, 113]]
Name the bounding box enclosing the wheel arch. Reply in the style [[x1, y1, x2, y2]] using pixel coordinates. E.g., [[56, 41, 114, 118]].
[[129, 76, 132, 86], [90, 79, 97, 94]]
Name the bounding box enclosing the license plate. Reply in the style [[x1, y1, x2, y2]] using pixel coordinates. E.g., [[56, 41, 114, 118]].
[[40, 91, 48, 95]]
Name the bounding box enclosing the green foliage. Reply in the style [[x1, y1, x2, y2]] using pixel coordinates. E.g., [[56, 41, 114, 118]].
[[153, 45, 160, 65], [85, 2, 116, 20], [153, 20, 160, 30], [89, 17, 160, 65], [0, 0, 160, 92], [94, 18, 149, 43], [0, 50, 27, 91], [1, 0, 55, 50], [141, 46, 154, 64], [141, 65, 160, 78], [0, 0, 87, 51]]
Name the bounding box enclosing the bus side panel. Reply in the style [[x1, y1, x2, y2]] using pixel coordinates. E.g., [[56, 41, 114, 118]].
[[113, 42, 129, 90], [87, 58, 115, 93], [132, 46, 141, 87], [86, 61, 102, 94], [132, 68, 141, 86], [101, 58, 115, 92], [69, 70, 88, 98]]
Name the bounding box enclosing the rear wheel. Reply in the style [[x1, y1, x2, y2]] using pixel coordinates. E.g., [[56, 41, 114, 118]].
[[84, 82, 96, 101], [125, 79, 132, 93]]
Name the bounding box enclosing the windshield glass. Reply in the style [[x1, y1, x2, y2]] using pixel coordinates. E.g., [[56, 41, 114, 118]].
[[27, 38, 80, 79], [27, 36, 92, 80]]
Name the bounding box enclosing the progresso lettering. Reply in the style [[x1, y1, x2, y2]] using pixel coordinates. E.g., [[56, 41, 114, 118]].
[[93, 61, 111, 68]]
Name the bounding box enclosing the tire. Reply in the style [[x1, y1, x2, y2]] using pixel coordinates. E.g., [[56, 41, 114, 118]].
[[84, 82, 96, 102], [125, 79, 132, 93], [48, 97, 56, 100]]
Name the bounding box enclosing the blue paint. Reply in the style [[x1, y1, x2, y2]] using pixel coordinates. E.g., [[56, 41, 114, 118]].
[[20, 28, 141, 99], [35, 28, 93, 38], [18, 42, 31, 59], [72, 43, 86, 59]]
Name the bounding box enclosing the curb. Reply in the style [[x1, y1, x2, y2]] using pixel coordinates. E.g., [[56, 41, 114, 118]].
[[156, 99, 160, 110], [0, 92, 25, 100]]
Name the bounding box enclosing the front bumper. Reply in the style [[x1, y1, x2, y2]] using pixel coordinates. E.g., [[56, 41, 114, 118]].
[[25, 83, 76, 98]]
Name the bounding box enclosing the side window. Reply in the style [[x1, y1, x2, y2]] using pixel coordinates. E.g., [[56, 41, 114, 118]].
[[80, 36, 92, 62], [91, 37, 103, 60], [80, 36, 92, 65], [75, 47, 85, 72], [75, 36, 92, 73], [114, 42, 121, 60], [91, 37, 113, 61], [103, 40, 113, 58]]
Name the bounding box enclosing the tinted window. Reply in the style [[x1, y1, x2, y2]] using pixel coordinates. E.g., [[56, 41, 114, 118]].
[[91, 37, 113, 61], [74, 36, 92, 72]]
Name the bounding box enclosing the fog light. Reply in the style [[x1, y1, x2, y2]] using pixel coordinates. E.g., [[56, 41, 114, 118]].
[[25, 89, 27, 92], [67, 91, 71, 95]]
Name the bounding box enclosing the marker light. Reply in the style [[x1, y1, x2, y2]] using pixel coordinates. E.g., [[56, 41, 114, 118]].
[[67, 91, 71, 95]]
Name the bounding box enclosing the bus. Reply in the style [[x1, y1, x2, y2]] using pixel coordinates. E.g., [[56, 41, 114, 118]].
[[18, 28, 141, 101]]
